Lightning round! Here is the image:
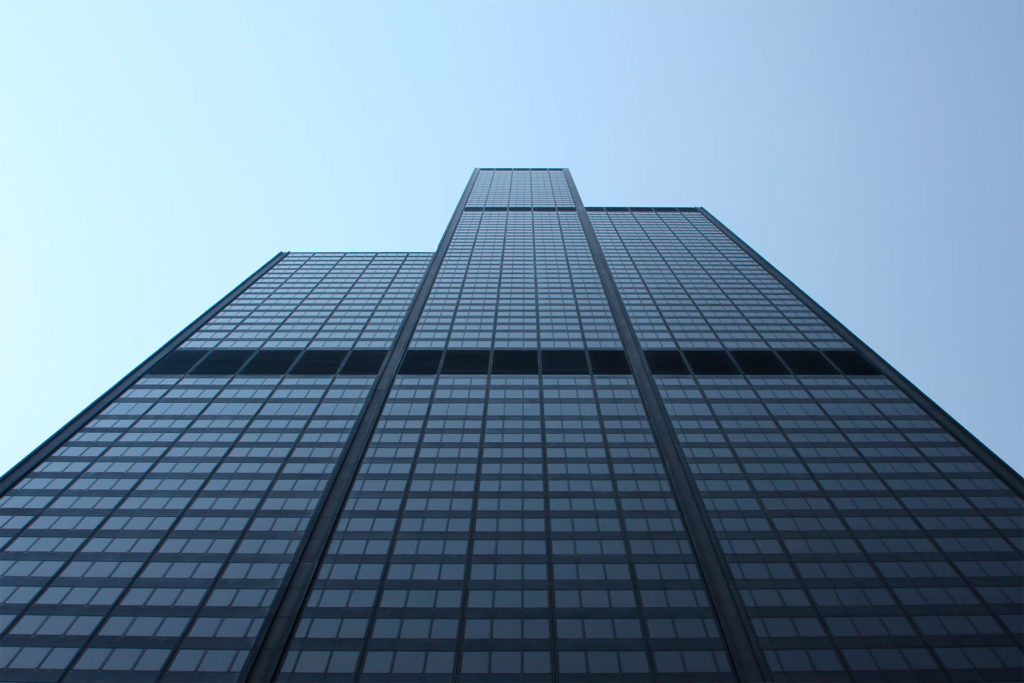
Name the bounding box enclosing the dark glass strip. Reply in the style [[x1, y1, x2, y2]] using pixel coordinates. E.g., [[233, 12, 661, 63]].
[[730, 349, 788, 375], [540, 349, 589, 374], [645, 350, 690, 375], [289, 350, 348, 375], [776, 349, 839, 375], [142, 346, 890, 379], [824, 349, 880, 375], [440, 349, 490, 374], [341, 349, 388, 375], [587, 349, 630, 374], [399, 349, 443, 375], [491, 349, 538, 374], [190, 349, 254, 375], [685, 349, 740, 375], [149, 349, 208, 375], [240, 349, 301, 375]]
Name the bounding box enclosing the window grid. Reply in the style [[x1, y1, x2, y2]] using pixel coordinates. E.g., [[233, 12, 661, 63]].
[[657, 373, 1022, 679], [590, 210, 848, 351], [277, 372, 734, 681], [180, 253, 430, 351], [411, 211, 618, 350]]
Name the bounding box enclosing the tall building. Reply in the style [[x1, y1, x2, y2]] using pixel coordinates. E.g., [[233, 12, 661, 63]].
[[1, 169, 1020, 683]]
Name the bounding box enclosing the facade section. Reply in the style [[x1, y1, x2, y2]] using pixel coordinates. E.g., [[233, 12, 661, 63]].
[[1, 170, 1021, 683], [591, 206, 1023, 681], [589, 208, 846, 350], [276, 173, 731, 679], [180, 252, 431, 351], [0, 254, 429, 681], [465, 169, 575, 209], [276, 370, 730, 680], [410, 206, 618, 350]]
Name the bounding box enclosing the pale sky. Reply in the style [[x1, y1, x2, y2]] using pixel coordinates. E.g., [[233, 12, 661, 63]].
[[1, 1, 1021, 475]]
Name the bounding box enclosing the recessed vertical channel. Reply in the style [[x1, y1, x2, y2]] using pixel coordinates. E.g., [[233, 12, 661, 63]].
[[565, 171, 770, 682], [243, 171, 482, 681]]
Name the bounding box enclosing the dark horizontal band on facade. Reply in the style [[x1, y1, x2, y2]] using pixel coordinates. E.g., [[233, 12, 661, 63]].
[[647, 348, 879, 376], [147, 348, 632, 377], [149, 348, 388, 377], [399, 349, 630, 375], [149, 346, 878, 378]]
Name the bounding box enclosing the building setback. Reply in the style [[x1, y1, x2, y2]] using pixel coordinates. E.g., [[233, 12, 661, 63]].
[[1, 169, 1020, 682]]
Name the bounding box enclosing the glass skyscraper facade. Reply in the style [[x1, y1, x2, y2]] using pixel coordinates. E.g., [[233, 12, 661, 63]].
[[1, 169, 1020, 682]]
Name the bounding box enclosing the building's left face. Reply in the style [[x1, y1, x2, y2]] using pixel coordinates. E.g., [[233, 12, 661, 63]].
[[0, 253, 433, 681]]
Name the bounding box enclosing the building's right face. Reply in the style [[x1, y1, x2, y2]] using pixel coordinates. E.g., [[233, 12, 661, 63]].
[[1, 169, 1020, 682]]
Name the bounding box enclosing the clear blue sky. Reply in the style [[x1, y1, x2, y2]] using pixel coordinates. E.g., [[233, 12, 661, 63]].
[[1, 1, 1021, 475]]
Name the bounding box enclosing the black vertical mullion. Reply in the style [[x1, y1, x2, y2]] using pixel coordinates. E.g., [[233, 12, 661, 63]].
[[451, 372, 494, 680], [148, 375, 354, 682], [450, 196, 508, 678], [352, 371, 442, 677], [535, 212, 559, 679], [565, 171, 770, 682], [5, 375, 244, 658], [587, 373, 660, 677]]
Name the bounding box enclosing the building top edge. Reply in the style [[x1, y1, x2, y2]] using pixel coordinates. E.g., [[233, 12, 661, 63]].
[[476, 167, 567, 171], [283, 251, 434, 256], [585, 206, 702, 212]]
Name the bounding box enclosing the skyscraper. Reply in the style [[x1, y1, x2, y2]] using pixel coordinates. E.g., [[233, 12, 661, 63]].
[[1, 169, 1020, 682]]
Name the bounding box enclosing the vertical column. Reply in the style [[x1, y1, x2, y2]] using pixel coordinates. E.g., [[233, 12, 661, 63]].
[[565, 171, 770, 681]]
